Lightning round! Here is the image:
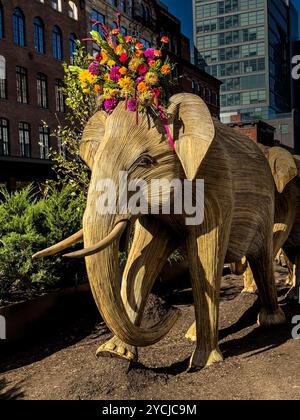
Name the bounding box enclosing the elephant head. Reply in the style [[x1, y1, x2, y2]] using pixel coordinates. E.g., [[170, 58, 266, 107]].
[[33, 93, 215, 348]]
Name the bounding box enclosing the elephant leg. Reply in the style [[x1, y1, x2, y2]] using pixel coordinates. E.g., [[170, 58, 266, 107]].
[[97, 217, 177, 362], [187, 205, 230, 370], [247, 239, 286, 327]]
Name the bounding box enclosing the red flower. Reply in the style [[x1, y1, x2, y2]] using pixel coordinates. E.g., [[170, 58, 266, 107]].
[[135, 42, 144, 50], [112, 29, 120, 35], [125, 35, 133, 43], [148, 59, 156, 67], [120, 52, 128, 63], [161, 36, 170, 44], [137, 64, 147, 74]]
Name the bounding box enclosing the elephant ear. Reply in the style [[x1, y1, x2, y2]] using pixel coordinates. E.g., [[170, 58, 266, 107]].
[[80, 111, 107, 169], [167, 93, 215, 180], [267, 147, 297, 193]]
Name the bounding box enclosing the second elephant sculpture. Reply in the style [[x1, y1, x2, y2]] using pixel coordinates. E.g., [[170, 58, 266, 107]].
[[33, 93, 285, 370]]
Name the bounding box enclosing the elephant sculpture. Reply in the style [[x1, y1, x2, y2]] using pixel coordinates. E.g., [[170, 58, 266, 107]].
[[33, 93, 285, 370], [231, 147, 300, 301]]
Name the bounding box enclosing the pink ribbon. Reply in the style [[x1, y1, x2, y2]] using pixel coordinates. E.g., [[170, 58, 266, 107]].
[[159, 107, 176, 151]]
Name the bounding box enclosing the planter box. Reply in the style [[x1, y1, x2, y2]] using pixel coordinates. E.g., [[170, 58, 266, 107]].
[[0, 284, 91, 347]]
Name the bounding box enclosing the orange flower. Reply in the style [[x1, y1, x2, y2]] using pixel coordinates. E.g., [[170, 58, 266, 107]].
[[94, 84, 102, 94], [125, 35, 133, 43], [137, 81, 149, 93], [135, 42, 144, 50], [119, 67, 127, 75], [148, 60, 156, 67], [161, 64, 171, 75], [112, 29, 120, 35], [135, 50, 144, 58], [154, 49, 162, 57], [161, 36, 169, 44]]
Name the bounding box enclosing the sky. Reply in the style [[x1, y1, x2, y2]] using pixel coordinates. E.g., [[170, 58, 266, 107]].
[[163, 0, 300, 46]]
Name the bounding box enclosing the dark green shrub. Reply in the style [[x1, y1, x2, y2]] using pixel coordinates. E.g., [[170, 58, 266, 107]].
[[0, 185, 86, 303]]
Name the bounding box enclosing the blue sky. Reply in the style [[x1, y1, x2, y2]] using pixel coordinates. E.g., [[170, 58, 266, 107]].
[[163, 0, 300, 45]]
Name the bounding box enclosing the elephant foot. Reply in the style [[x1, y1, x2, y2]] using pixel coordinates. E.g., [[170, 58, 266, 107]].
[[185, 322, 196, 342], [188, 347, 224, 372], [96, 336, 138, 363], [241, 286, 257, 295], [257, 307, 286, 327]]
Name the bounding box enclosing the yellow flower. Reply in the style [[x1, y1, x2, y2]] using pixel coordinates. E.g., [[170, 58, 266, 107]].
[[145, 72, 158, 85], [109, 89, 120, 96], [161, 64, 171, 75], [118, 76, 133, 92], [103, 88, 111, 99], [139, 91, 154, 104], [108, 60, 116, 67], [104, 74, 110, 81], [128, 58, 143, 72], [115, 44, 124, 56], [82, 88, 91, 94], [137, 81, 149, 93], [119, 67, 127, 75], [100, 50, 109, 64], [79, 69, 97, 85]]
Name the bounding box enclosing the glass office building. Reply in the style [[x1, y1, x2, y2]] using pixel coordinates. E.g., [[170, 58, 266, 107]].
[[193, 0, 298, 122]]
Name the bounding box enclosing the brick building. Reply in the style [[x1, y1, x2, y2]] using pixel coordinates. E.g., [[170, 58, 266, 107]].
[[0, 0, 86, 190], [0, 0, 221, 190], [228, 115, 275, 148]]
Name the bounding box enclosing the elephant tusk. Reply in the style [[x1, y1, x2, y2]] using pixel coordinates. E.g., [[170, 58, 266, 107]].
[[32, 230, 84, 259], [63, 221, 128, 259]]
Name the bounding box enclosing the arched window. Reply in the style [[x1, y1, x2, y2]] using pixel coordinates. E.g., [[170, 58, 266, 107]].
[[69, 33, 77, 57], [0, 118, 9, 156], [34, 17, 44, 53], [0, 55, 6, 99], [0, 2, 4, 39], [13, 8, 25, 46], [68, 1, 78, 20], [52, 25, 62, 60], [128, 0, 134, 17]]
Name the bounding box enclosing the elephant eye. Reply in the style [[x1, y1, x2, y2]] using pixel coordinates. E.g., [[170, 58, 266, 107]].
[[132, 155, 155, 169]]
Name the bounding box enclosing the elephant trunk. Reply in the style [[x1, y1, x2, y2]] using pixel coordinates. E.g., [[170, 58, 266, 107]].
[[84, 215, 180, 347]]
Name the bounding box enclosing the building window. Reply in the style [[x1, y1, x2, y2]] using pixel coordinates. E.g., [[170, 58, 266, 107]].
[[13, 8, 25, 47], [119, 0, 126, 13], [279, 124, 289, 134], [90, 10, 105, 55], [121, 26, 127, 36], [128, 0, 134, 17], [0, 55, 6, 99], [0, 118, 9, 156], [37, 72, 47, 108], [111, 0, 118, 7], [19, 122, 31, 157], [55, 79, 65, 112], [51, 0, 62, 12], [69, 33, 77, 57], [39, 126, 50, 159], [68, 1, 78, 20], [16, 66, 28, 104], [53, 25, 62, 60], [34, 17, 45, 54], [0, 2, 4, 39]]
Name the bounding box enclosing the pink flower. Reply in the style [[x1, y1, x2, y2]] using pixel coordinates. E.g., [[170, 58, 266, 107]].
[[127, 99, 138, 112], [144, 48, 155, 60], [120, 52, 128, 64], [88, 62, 100, 75], [137, 64, 147, 74], [103, 98, 118, 112], [148, 59, 156, 67], [109, 66, 122, 82], [137, 76, 145, 83]]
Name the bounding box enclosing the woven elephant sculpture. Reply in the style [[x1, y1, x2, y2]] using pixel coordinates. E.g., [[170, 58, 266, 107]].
[[33, 93, 285, 371], [232, 147, 300, 301]]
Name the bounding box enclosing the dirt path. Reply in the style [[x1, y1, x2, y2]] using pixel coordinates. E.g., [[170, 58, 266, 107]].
[[1, 272, 300, 400]]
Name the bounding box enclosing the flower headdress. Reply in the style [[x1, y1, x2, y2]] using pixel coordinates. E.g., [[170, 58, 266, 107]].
[[70, 14, 176, 149]]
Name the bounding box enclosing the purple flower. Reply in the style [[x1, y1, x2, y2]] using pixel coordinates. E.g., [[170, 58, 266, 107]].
[[127, 99, 138, 112], [137, 76, 145, 83], [144, 48, 155, 60], [103, 98, 118, 112], [88, 62, 100, 75], [110, 66, 122, 82]]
